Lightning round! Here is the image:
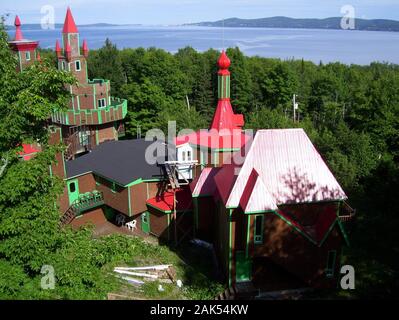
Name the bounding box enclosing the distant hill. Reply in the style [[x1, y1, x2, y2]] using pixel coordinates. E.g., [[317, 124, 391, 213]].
[[187, 16, 399, 32], [5, 23, 121, 30]]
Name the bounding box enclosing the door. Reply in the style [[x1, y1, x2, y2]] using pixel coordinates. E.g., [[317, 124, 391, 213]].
[[141, 211, 150, 233], [235, 251, 251, 283], [67, 179, 79, 206]]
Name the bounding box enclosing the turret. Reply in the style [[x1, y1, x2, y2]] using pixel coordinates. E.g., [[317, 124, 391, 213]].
[[82, 39, 89, 58], [8, 15, 39, 72]]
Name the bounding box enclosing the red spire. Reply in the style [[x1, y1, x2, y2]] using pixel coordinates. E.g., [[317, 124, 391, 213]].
[[55, 40, 62, 58], [82, 39, 89, 57], [14, 15, 23, 41], [218, 50, 231, 70], [63, 7, 78, 33]]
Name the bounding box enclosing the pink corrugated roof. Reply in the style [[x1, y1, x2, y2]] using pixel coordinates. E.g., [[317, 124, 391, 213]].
[[220, 129, 346, 208], [239, 169, 278, 213]]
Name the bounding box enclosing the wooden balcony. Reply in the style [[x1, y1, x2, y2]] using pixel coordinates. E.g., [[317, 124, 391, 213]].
[[64, 127, 96, 161]]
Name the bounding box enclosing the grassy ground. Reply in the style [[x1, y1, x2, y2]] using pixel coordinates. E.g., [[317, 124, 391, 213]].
[[106, 236, 224, 300]]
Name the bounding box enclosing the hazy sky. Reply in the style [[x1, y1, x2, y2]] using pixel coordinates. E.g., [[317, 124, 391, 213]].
[[1, 0, 398, 25]]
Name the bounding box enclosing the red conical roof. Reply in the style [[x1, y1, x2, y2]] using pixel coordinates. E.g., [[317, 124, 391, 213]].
[[218, 50, 231, 70], [63, 7, 78, 33], [14, 15, 23, 41], [55, 40, 61, 52], [82, 39, 88, 52]]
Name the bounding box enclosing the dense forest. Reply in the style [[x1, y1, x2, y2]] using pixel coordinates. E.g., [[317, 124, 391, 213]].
[[1, 18, 398, 299]]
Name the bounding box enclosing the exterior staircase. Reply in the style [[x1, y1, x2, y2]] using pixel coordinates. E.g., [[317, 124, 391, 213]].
[[60, 190, 104, 226]]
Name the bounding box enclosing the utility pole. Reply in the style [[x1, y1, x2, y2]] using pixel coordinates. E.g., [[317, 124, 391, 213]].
[[293, 94, 299, 122], [186, 95, 191, 111]]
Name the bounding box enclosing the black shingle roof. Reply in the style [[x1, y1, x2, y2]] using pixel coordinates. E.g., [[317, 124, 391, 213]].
[[65, 139, 165, 186]]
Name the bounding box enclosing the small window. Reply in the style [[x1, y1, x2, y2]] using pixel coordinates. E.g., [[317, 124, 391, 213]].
[[75, 60, 81, 71], [254, 215, 264, 244], [182, 151, 186, 162], [97, 98, 106, 108], [25, 51, 31, 61], [61, 61, 66, 70], [187, 150, 192, 161], [69, 182, 76, 193], [326, 250, 337, 277]]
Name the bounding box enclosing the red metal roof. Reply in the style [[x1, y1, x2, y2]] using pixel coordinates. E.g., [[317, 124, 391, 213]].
[[14, 16, 23, 41], [63, 7, 78, 33], [146, 187, 193, 213], [175, 128, 249, 149], [210, 99, 244, 132], [190, 167, 221, 197], [19, 144, 40, 160]]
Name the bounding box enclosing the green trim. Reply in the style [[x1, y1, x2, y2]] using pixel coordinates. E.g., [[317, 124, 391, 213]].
[[319, 219, 338, 247], [18, 51, 23, 71], [213, 148, 241, 152], [191, 194, 213, 198], [245, 209, 275, 214], [337, 219, 350, 246], [95, 129, 99, 145], [246, 215, 250, 258], [325, 250, 337, 277], [65, 171, 92, 181], [128, 186, 132, 217], [167, 214, 171, 241], [143, 178, 163, 183], [124, 178, 143, 188], [254, 215, 264, 244], [93, 85, 97, 109], [273, 210, 317, 245], [193, 197, 199, 230]]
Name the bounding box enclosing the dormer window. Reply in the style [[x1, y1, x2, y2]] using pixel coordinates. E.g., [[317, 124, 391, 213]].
[[25, 51, 31, 61], [75, 60, 81, 71]]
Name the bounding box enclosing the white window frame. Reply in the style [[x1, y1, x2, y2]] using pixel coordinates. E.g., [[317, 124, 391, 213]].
[[75, 60, 81, 71], [25, 51, 31, 61], [98, 98, 106, 108]]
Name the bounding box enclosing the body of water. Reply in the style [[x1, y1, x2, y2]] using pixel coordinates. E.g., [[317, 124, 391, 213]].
[[8, 25, 399, 65]]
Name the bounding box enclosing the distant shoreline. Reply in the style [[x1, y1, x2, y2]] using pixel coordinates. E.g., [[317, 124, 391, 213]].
[[186, 16, 399, 33], [4, 16, 399, 33]]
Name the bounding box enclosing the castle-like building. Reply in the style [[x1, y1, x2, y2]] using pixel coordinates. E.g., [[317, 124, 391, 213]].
[[9, 8, 355, 296]]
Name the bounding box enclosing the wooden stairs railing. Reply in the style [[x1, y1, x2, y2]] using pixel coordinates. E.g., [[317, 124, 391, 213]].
[[339, 201, 356, 222], [60, 191, 104, 226]]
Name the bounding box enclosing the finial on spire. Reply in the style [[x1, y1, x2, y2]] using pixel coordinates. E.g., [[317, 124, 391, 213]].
[[218, 50, 231, 70], [14, 15, 23, 41], [63, 7, 78, 33], [82, 39, 89, 58]]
